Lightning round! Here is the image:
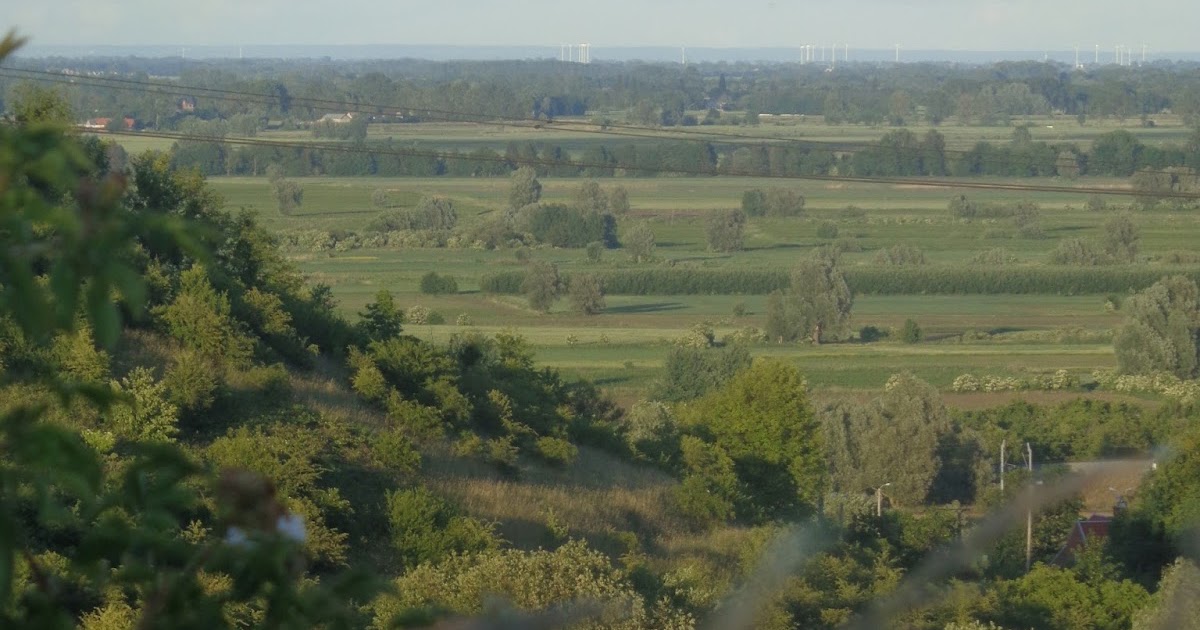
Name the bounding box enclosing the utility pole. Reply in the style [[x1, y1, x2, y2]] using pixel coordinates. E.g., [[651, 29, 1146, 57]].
[[875, 482, 892, 517], [1025, 442, 1034, 573], [1095, 44, 1099, 64], [1000, 439, 1007, 492]]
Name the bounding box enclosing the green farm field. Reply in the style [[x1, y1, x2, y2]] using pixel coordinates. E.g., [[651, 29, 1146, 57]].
[[195, 167, 1200, 401]]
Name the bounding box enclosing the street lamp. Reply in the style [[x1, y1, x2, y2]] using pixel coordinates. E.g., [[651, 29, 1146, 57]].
[[1109, 486, 1135, 514], [875, 483, 892, 517]]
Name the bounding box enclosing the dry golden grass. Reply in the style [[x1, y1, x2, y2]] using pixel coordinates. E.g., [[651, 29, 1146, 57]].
[[290, 356, 391, 429], [424, 445, 691, 556], [275, 353, 699, 561]]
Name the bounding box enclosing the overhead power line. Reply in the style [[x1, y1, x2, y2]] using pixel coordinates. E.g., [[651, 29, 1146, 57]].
[[6, 66, 856, 149], [87, 127, 1200, 199]]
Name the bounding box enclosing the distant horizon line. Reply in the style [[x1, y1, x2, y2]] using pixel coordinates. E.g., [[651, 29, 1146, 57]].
[[18, 43, 1200, 64], [20, 43, 1200, 52]]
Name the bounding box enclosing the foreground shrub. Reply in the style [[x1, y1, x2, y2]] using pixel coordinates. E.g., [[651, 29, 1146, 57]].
[[372, 540, 693, 629], [534, 436, 579, 467], [385, 487, 498, 568]]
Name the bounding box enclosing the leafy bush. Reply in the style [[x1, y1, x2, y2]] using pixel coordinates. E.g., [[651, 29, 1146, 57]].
[[358, 290, 405, 341], [534, 436, 578, 466], [521, 261, 563, 313], [157, 265, 253, 367], [724, 326, 767, 345], [373, 540, 690, 629], [586, 240, 604, 262], [901, 319, 924, 343], [405, 305, 433, 325], [384, 487, 497, 568], [374, 429, 422, 474], [518, 203, 617, 248], [486, 435, 520, 471], [157, 339, 215, 404], [206, 424, 351, 566], [816, 221, 840, 239], [419, 271, 459, 295], [568, 274, 606, 315], [675, 436, 739, 526], [679, 361, 825, 521], [674, 322, 716, 349], [387, 395, 446, 439], [622, 401, 680, 465], [107, 367, 179, 443], [366, 195, 457, 232], [1048, 238, 1105, 265], [706, 209, 746, 252], [743, 188, 805, 217], [859, 325, 886, 343]]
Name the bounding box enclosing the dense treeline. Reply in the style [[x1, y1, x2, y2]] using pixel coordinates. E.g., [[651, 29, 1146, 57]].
[[161, 126, 1200, 180], [481, 265, 1200, 296], [11, 55, 1200, 129]]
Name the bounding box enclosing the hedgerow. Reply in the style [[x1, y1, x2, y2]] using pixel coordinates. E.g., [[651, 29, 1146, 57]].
[[482, 266, 1200, 296]]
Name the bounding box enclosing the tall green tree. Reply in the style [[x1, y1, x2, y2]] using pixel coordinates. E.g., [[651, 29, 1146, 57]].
[[267, 164, 303, 215], [706, 208, 746, 252], [1103, 214, 1140, 262], [8, 81, 74, 124], [572, 180, 609, 215], [1114, 276, 1200, 378], [567, 273, 605, 315], [608, 185, 631, 214], [652, 344, 751, 402], [766, 252, 854, 344], [521, 260, 562, 313], [508, 165, 542, 209], [358, 289, 405, 341], [623, 221, 656, 263], [821, 373, 950, 506], [680, 360, 825, 521]]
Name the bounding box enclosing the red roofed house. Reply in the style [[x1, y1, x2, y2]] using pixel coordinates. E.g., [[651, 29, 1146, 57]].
[[81, 117, 136, 131], [1051, 513, 1114, 566]]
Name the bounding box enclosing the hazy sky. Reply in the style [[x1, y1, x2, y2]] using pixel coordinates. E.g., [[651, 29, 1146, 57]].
[[10, 0, 1199, 51]]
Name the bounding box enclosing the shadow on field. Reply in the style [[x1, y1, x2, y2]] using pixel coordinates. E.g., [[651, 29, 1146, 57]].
[[746, 243, 806, 251], [672, 254, 731, 263], [605, 302, 686, 314], [593, 376, 632, 386], [1047, 225, 1088, 234]]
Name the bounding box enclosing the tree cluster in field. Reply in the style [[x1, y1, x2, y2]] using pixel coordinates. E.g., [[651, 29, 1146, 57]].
[[418, 271, 459, 295], [365, 194, 458, 232], [741, 187, 806, 217]]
